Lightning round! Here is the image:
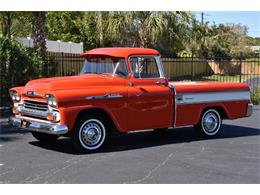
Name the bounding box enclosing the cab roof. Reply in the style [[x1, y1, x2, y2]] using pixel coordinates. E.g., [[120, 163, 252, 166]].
[[80, 47, 160, 58]]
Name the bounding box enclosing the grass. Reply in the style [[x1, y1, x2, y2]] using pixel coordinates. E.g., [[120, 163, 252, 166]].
[[201, 74, 255, 83], [170, 74, 259, 83]]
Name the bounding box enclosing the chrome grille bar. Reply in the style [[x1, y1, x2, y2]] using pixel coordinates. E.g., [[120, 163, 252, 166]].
[[23, 100, 48, 112]]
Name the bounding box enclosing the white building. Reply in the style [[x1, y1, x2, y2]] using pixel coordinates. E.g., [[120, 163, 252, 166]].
[[16, 37, 84, 54]]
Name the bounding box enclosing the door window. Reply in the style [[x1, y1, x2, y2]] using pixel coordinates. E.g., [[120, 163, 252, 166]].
[[130, 56, 160, 78]]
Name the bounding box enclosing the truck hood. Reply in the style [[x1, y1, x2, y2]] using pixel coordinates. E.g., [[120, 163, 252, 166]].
[[23, 74, 122, 95]]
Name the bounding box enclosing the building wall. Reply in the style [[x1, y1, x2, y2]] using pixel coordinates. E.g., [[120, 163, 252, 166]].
[[16, 37, 84, 54]]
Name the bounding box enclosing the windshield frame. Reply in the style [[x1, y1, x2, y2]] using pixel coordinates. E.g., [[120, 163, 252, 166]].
[[80, 55, 130, 78]]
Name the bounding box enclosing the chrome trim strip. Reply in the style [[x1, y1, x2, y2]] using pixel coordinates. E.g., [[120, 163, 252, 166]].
[[169, 84, 177, 128], [175, 91, 250, 105], [246, 103, 253, 117], [9, 116, 68, 135], [85, 93, 124, 100]]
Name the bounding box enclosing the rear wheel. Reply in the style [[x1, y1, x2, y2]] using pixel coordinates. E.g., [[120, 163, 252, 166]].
[[194, 109, 222, 137], [31, 132, 59, 142], [71, 114, 107, 153]]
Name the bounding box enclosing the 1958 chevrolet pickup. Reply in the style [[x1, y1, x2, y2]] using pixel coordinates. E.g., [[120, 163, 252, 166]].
[[9, 48, 253, 152]]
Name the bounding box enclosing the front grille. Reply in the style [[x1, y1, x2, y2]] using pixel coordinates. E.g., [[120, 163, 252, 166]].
[[23, 100, 48, 111], [21, 100, 49, 121]]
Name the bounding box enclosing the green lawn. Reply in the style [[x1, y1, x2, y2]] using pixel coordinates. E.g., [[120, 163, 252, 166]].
[[172, 74, 259, 83]]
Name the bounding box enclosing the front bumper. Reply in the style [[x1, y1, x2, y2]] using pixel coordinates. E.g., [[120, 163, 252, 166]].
[[246, 103, 253, 117], [9, 116, 68, 135]]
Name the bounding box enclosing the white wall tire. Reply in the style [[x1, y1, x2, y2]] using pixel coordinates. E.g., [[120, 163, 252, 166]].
[[194, 109, 222, 137], [72, 115, 107, 152]]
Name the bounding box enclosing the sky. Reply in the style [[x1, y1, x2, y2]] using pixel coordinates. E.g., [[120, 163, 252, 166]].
[[195, 11, 260, 37]]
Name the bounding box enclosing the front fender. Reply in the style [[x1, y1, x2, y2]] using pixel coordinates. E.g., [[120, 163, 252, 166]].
[[59, 104, 126, 133]]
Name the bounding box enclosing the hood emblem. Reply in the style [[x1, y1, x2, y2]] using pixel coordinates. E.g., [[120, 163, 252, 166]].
[[23, 91, 42, 97]]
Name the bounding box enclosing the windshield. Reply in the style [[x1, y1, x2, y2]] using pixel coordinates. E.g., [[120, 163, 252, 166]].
[[81, 56, 128, 77]]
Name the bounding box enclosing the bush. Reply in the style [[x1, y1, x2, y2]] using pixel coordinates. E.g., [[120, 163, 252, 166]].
[[251, 87, 260, 105], [0, 37, 44, 107]]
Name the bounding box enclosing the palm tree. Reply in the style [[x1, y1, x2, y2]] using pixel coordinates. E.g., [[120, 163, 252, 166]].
[[0, 12, 13, 39], [32, 12, 47, 60], [108, 11, 166, 48], [107, 11, 192, 50]]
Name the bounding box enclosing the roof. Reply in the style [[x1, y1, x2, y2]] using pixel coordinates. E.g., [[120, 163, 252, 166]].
[[80, 47, 160, 58], [250, 46, 260, 51]]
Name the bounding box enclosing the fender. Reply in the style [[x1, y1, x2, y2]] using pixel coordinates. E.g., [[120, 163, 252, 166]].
[[60, 104, 125, 132]]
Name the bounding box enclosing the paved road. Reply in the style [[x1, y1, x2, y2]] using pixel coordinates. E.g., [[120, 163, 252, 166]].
[[0, 107, 260, 184]]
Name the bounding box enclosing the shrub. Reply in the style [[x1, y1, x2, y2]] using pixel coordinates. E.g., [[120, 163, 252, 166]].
[[251, 87, 260, 105], [0, 37, 44, 107]]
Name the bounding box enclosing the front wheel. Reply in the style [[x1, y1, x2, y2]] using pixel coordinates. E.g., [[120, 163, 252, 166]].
[[194, 109, 222, 137], [71, 114, 107, 153]]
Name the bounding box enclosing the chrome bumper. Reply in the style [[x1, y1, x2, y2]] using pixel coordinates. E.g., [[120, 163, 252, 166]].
[[9, 116, 68, 135], [246, 103, 253, 117]]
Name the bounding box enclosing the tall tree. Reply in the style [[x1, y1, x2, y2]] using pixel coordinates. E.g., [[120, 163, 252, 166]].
[[32, 12, 47, 60], [0, 12, 12, 39]]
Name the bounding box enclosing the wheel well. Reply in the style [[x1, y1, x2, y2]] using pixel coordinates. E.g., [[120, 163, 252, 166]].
[[202, 106, 228, 119], [75, 108, 118, 135]]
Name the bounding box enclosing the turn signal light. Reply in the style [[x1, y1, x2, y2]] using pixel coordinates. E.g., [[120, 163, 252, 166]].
[[47, 113, 54, 121], [12, 107, 19, 115], [47, 112, 60, 122]]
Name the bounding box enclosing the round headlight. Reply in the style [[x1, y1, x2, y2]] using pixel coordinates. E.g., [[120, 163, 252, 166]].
[[45, 94, 57, 108], [10, 91, 21, 102]]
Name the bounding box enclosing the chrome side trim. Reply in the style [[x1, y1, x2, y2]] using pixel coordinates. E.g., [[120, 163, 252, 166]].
[[175, 91, 250, 105], [85, 93, 124, 100], [9, 116, 68, 135], [169, 84, 177, 128], [246, 103, 253, 117]]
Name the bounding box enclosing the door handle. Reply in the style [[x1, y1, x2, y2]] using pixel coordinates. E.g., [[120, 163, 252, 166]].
[[135, 94, 142, 97], [156, 81, 164, 85]]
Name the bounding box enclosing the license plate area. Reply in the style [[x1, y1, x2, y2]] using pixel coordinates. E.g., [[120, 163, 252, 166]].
[[21, 120, 30, 128]]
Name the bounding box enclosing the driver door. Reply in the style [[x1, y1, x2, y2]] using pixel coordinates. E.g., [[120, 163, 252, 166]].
[[127, 56, 173, 131]]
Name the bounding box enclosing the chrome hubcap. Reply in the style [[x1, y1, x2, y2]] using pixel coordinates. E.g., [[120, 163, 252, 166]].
[[203, 113, 218, 133], [81, 122, 102, 146]]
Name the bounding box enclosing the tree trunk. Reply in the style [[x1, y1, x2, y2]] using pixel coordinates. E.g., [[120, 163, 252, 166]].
[[96, 12, 104, 47], [32, 12, 47, 76], [32, 12, 47, 60]]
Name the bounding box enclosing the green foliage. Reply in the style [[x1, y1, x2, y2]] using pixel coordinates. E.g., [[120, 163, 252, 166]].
[[1, 11, 259, 58], [0, 37, 44, 106], [45, 12, 97, 50], [188, 21, 251, 57], [0, 12, 33, 38], [251, 87, 260, 105], [245, 36, 260, 46]]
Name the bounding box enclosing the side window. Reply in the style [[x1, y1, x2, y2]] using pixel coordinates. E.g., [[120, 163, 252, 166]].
[[130, 56, 160, 78]]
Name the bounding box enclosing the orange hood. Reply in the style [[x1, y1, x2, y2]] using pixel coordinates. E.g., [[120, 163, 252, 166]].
[[23, 74, 123, 96]]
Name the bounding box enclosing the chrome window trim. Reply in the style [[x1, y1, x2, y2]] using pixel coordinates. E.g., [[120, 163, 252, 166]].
[[81, 58, 130, 78], [127, 55, 165, 80]]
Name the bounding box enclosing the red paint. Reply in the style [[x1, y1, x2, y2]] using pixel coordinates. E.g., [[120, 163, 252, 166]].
[[10, 48, 251, 133]]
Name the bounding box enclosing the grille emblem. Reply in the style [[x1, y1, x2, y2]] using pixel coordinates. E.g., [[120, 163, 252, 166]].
[[23, 91, 42, 97]]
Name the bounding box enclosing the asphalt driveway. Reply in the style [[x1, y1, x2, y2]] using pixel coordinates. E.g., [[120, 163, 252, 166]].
[[0, 106, 259, 184]]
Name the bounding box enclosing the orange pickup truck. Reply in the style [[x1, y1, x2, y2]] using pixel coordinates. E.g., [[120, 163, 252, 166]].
[[9, 48, 253, 152]]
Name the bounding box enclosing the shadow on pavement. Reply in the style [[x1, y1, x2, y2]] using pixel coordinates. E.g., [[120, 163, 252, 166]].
[[28, 124, 260, 155], [0, 122, 30, 142]]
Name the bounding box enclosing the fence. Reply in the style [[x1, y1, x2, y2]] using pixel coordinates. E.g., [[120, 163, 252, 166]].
[[46, 52, 260, 88]]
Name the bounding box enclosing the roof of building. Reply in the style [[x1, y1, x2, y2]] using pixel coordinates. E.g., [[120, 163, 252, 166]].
[[251, 46, 260, 51], [80, 47, 160, 58]]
